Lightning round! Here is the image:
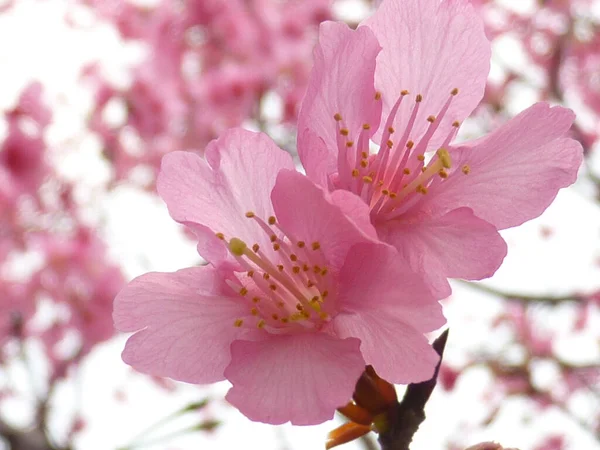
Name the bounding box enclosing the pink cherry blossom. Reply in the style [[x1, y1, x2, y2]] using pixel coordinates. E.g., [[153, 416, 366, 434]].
[[297, 0, 583, 296], [114, 128, 444, 425]]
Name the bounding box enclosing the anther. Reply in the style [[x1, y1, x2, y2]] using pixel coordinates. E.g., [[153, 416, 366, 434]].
[[406, 141, 414, 149], [340, 128, 349, 136], [322, 290, 329, 298], [462, 165, 471, 175], [375, 92, 382, 100], [452, 121, 460, 128], [363, 176, 373, 183], [362, 124, 371, 130], [257, 320, 266, 329], [303, 264, 310, 271], [252, 297, 260, 303], [215, 232, 225, 240], [297, 241, 305, 248], [427, 115, 436, 123], [346, 141, 354, 147], [386, 140, 393, 149], [272, 314, 279, 320], [436, 149, 452, 169], [438, 169, 448, 179], [229, 238, 247, 256], [263, 273, 270, 280], [311, 242, 321, 250], [252, 244, 260, 253], [245, 211, 255, 218], [361, 152, 368, 159], [251, 308, 258, 316], [290, 254, 298, 261], [401, 90, 409, 96], [277, 264, 284, 271], [292, 266, 300, 274], [334, 113, 342, 121], [451, 88, 459, 96], [352, 169, 360, 177], [417, 154, 425, 161], [296, 304, 303, 311], [273, 243, 280, 251], [382, 189, 390, 196], [239, 287, 248, 296], [360, 160, 368, 168], [234, 319, 243, 327], [416, 94, 423, 102], [403, 168, 411, 175], [268, 216, 276, 225], [247, 270, 254, 277], [388, 126, 395, 133], [269, 284, 277, 291]]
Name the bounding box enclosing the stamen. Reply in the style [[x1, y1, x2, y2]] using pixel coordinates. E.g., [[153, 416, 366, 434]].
[[462, 165, 471, 175]]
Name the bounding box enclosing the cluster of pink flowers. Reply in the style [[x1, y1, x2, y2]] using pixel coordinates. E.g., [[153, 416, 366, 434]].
[[114, 0, 582, 427], [79, 0, 332, 187]]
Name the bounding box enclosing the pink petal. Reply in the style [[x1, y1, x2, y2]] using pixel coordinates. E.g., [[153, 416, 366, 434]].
[[376, 208, 508, 289], [157, 129, 295, 264], [298, 21, 381, 179], [271, 170, 377, 272], [363, 0, 490, 148], [334, 243, 444, 382], [224, 333, 364, 425], [333, 309, 440, 384], [421, 103, 583, 229], [114, 267, 260, 384]]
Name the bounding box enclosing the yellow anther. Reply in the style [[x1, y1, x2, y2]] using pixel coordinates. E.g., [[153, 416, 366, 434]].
[[382, 189, 390, 196], [416, 94, 423, 102], [309, 300, 322, 312], [406, 140, 414, 149], [427, 115, 436, 123], [388, 126, 395, 133], [269, 284, 277, 291], [401, 90, 409, 96], [270, 234, 277, 242], [452, 120, 460, 128], [311, 295, 320, 302], [403, 168, 411, 175], [389, 192, 397, 199], [239, 287, 248, 296], [462, 165, 471, 175], [334, 113, 342, 121], [268, 216, 276, 225], [375, 92, 382, 100], [312, 242, 321, 250], [352, 169, 360, 177], [252, 296, 260, 303], [421, 167, 427, 173], [277, 264, 284, 271], [436, 148, 452, 169], [296, 303, 303, 311], [247, 270, 254, 277], [290, 254, 298, 261], [273, 243, 280, 251], [292, 266, 300, 274], [340, 128, 349, 136], [251, 308, 259, 316], [346, 141, 354, 147], [386, 140, 394, 149], [215, 232, 225, 240], [313, 265, 321, 273], [271, 314, 279, 320], [417, 154, 425, 162], [234, 319, 244, 327], [297, 241, 305, 248], [361, 151, 368, 159], [362, 123, 371, 130], [416, 184, 429, 195], [377, 180, 384, 186], [438, 169, 448, 179], [303, 264, 310, 271], [451, 88, 459, 96], [360, 160, 368, 168], [245, 211, 255, 218], [362, 176, 373, 183], [229, 238, 247, 256], [263, 273, 270, 280], [257, 320, 266, 329], [252, 243, 260, 253]]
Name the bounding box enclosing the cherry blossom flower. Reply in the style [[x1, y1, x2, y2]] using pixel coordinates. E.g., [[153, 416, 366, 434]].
[[114, 128, 444, 425], [297, 0, 583, 296]]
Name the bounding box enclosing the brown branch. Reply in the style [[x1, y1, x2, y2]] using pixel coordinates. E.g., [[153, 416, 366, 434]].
[[460, 281, 582, 304]]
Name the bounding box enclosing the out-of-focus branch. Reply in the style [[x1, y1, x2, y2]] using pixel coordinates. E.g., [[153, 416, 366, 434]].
[[461, 281, 582, 304]]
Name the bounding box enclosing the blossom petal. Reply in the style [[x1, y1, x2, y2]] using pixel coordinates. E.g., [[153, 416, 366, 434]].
[[114, 267, 260, 384], [298, 21, 382, 180], [420, 103, 583, 229], [271, 170, 377, 272], [363, 0, 490, 148], [334, 243, 444, 383], [157, 128, 295, 264], [224, 333, 364, 425], [376, 208, 508, 289], [333, 309, 440, 385]]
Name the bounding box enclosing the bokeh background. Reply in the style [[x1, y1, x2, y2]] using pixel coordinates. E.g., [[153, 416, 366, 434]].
[[0, 0, 599, 449]]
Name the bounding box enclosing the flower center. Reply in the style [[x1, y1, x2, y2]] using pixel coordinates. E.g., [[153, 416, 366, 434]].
[[332, 89, 470, 221], [216, 213, 332, 333]]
